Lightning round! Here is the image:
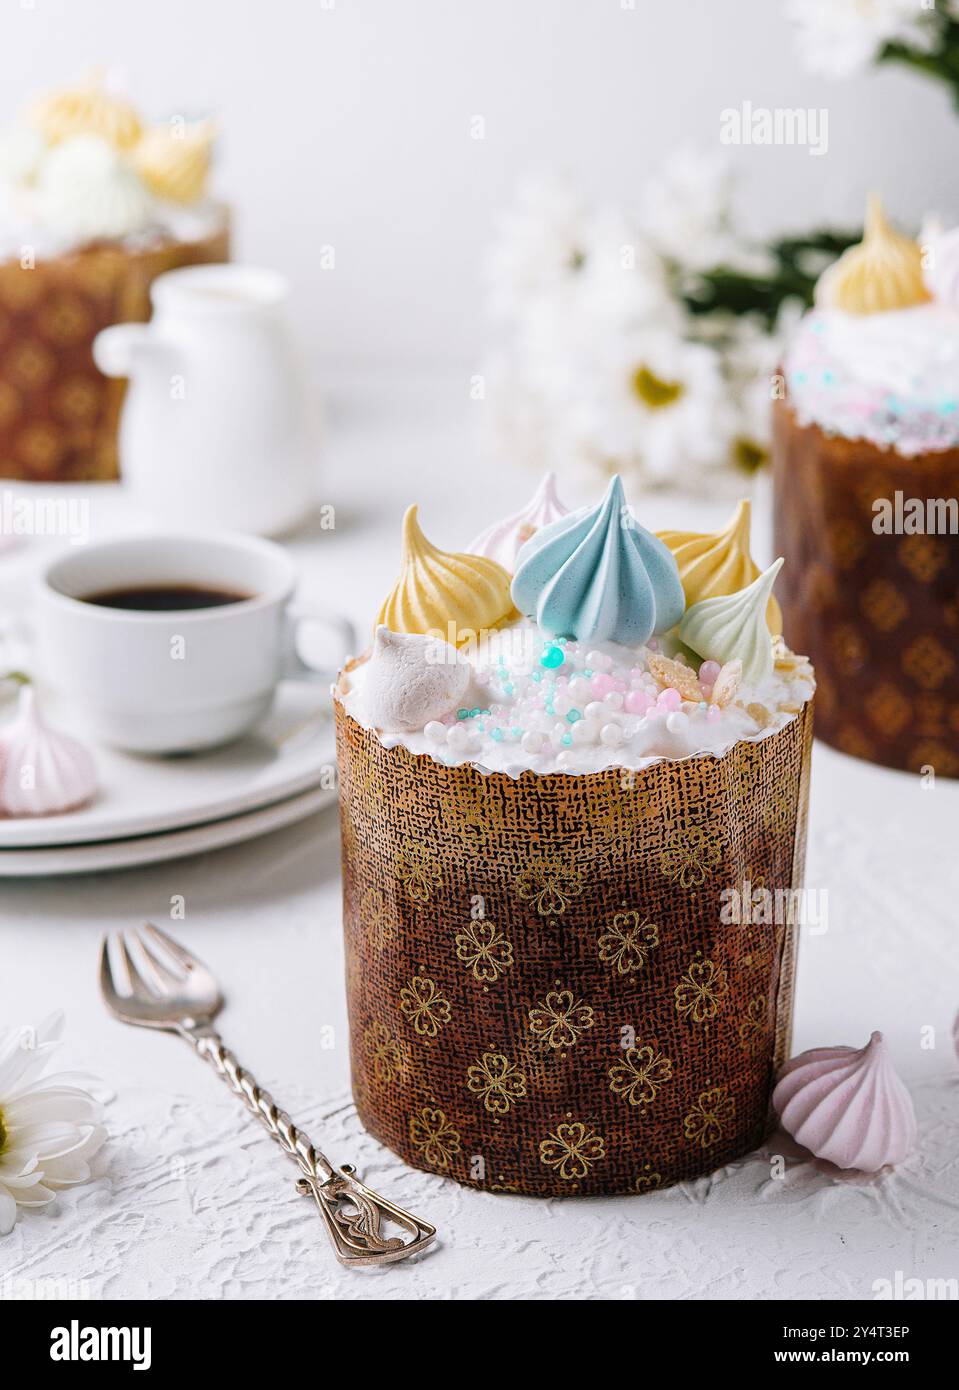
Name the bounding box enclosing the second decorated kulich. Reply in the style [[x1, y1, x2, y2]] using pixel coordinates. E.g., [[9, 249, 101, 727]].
[[334, 476, 815, 1196]]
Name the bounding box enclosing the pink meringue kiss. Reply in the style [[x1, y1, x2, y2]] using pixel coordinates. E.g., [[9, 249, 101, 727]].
[[468, 473, 569, 574], [0, 686, 98, 817], [773, 1031, 916, 1173]]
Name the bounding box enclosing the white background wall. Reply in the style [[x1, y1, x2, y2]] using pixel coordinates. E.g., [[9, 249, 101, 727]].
[[2, 0, 958, 371]]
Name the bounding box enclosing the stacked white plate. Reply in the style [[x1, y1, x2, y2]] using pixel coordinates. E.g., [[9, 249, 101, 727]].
[[0, 682, 338, 876]]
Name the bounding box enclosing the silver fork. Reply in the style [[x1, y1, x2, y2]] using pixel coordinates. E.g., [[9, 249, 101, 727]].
[[98, 922, 436, 1268]]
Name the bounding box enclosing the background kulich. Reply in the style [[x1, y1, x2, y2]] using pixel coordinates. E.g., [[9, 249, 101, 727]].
[[773, 397, 959, 777], [0, 217, 229, 482], [334, 679, 813, 1198]]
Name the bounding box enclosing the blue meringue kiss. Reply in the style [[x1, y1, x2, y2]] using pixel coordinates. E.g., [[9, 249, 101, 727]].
[[511, 475, 685, 646]]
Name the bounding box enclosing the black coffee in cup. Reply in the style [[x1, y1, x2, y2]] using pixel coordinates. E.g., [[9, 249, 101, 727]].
[[83, 585, 251, 612]]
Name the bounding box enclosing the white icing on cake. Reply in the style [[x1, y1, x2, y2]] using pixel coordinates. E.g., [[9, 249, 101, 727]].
[[785, 304, 959, 455], [340, 619, 814, 778]]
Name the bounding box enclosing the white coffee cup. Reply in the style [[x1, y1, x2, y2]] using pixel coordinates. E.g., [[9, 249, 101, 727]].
[[35, 533, 354, 754]]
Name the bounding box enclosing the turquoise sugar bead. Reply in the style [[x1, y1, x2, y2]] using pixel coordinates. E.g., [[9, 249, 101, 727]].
[[566, 709, 583, 724], [491, 728, 503, 741], [470, 707, 480, 718], [561, 733, 572, 746], [503, 683, 514, 695], [456, 709, 469, 720], [511, 727, 522, 738], [541, 645, 565, 669], [531, 671, 542, 683]]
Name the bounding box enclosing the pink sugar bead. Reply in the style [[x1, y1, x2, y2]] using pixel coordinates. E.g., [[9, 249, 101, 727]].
[[612, 679, 627, 693], [624, 689, 651, 715], [589, 673, 616, 698], [657, 687, 682, 712], [629, 667, 645, 681], [699, 660, 722, 685]]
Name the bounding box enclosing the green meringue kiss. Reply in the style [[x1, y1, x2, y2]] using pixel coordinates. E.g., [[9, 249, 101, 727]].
[[678, 558, 784, 685]]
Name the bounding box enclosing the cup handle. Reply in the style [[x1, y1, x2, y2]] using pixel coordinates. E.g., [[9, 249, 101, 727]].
[[280, 605, 356, 684]]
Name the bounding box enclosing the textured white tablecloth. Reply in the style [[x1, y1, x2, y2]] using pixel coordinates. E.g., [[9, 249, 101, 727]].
[[1, 376, 957, 1300]]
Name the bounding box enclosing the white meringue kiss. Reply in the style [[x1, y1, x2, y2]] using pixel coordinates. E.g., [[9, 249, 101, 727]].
[[364, 626, 470, 733], [773, 1031, 916, 1173], [0, 686, 97, 817]]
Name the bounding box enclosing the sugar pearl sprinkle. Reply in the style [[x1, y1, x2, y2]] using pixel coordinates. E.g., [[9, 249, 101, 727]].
[[414, 634, 777, 769]]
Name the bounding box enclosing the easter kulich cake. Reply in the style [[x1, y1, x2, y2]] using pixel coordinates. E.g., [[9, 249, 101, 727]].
[[774, 196, 959, 775], [0, 74, 228, 482], [335, 476, 815, 1197]]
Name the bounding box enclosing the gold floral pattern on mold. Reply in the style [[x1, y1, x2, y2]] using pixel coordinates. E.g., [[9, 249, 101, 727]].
[[901, 634, 955, 691], [660, 823, 722, 889], [539, 1120, 606, 1181], [454, 917, 514, 984], [898, 534, 947, 584], [466, 1051, 528, 1115], [448, 779, 506, 845], [527, 987, 595, 1049], [635, 1168, 663, 1194], [597, 909, 660, 976], [738, 996, 768, 1051], [514, 856, 584, 916], [409, 1106, 461, 1169], [683, 1085, 735, 1149], [864, 682, 912, 737], [394, 840, 443, 904], [860, 579, 908, 634], [399, 975, 452, 1037], [674, 956, 729, 1024], [608, 1044, 672, 1107], [359, 885, 395, 950], [363, 1021, 407, 1085]]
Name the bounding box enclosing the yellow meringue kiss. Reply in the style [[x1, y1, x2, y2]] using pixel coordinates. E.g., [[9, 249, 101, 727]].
[[657, 499, 782, 635], [32, 73, 143, 152], [135, 118, 216, 204], [679, 558, 784, 686], [376, 505, 516, 646], [815, 194, 929, 315]]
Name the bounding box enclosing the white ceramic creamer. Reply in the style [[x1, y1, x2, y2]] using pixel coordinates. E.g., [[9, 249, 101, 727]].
[[94, 265, 318, 536]]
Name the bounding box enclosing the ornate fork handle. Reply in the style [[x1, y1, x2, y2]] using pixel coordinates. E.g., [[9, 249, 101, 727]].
[[179, 1024, 436, 1267]]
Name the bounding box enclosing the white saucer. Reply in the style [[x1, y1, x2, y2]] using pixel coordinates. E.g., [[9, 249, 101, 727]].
[[0, 681, 336, 848], [0, 780, 336, 876]]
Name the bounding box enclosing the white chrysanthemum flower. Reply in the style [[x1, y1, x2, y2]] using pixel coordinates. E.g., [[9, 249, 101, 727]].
[[785, 0, 943, 80], [0, 1012, 106, 1234], [486, 173, 588, 319], [574, 207, 681, 330], [639, 147, 742, 274], [564, 328, 737, 485]]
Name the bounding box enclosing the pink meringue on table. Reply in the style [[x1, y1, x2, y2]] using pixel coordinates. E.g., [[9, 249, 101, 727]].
[[772, 1031, 916, 1173], [467, 472, 569, 574], [0, 686, 97, 817]]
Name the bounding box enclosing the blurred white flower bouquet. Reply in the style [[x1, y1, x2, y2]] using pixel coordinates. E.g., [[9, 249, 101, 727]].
[[787, 0, 959, 90], [484, 151, 855, 489]]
